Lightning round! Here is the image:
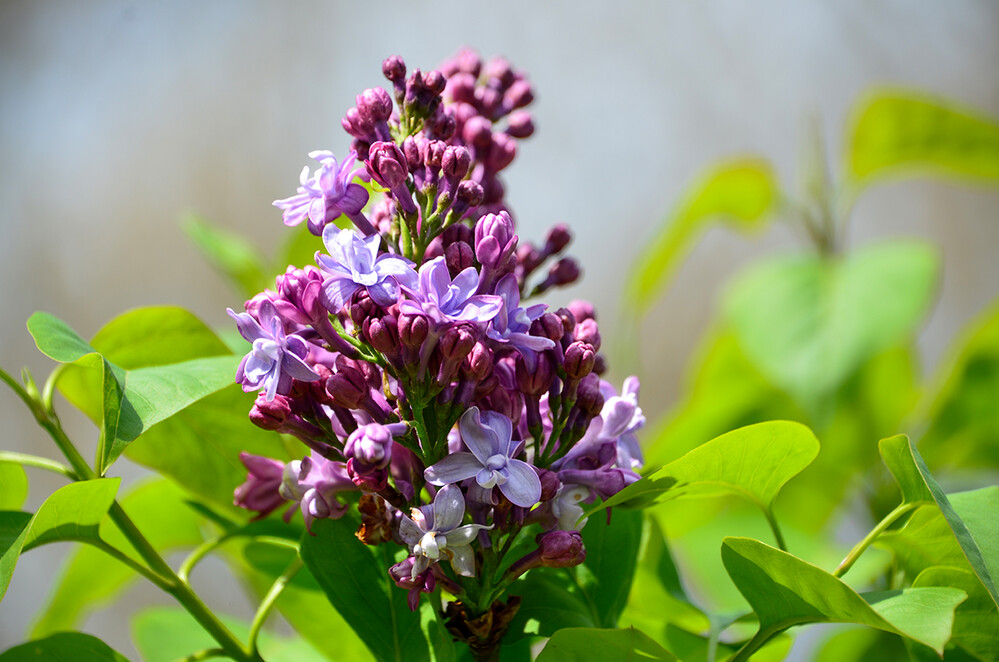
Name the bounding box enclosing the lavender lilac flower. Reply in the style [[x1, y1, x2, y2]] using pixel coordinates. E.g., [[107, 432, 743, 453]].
[[229, 50, 645, 657]]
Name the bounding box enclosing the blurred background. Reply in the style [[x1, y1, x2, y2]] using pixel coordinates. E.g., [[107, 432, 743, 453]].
[[2, 1, 998, 658]]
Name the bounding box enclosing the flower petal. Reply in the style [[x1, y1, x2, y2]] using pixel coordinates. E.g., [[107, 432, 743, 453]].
[[448, 544, 476, 577], [424, 453, 482, 486], [458, 407, 500, 462], [432, 484, 465, 532], [227, 309, 267, 343], [498, 459, 542, 508]]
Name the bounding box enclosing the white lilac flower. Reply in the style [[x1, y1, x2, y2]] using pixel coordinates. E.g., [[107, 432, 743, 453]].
[[398, 485, 490, 579], [424, 407, 542, 508]]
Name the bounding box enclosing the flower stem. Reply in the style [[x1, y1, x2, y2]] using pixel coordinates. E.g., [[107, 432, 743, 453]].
[[248, 556, 303, 655], [834, 502, 917, 578], [0, 450, 77, 480]]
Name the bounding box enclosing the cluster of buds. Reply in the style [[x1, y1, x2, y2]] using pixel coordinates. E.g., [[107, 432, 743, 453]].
[[232, 51, 644, 643]]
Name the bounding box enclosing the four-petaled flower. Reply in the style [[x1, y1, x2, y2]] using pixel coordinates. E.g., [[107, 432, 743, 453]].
[[425, 407, 542, 508], [316, 225, 418, 312], [399, 484, 491, 579], [400, 257, 503, 328], [273, 150, 369, 235], [228, 300, 320, 402], [486, 273, 555, 369]]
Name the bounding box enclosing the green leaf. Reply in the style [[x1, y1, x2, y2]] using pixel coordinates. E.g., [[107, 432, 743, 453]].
[[31, 479, 204, 637], [26, 312, 99, 363], [913, 566, 999, 661], [879, 435, 935, 506], [919, 298, 999, 469], [847, 89, 999, 186], [878, 437, 999, 609], [300, 516, 429, 662], [124, 386, 290, 514], [87, 306, 232, 369], [577, 508, 644, 627], [0, 632, 130, 661], [132, 606, 326, 662], [0, 463, 28, 510], [629, 159, 777, 313], [595, 421, 819, 539], [724, 240, 939, 403], [659, 625, 792, 662], [722, 537, 966, 655], [535, 627, 677, 662], [183, 215, 271, 299], [0, 479, 120, 599], [506, 570, 597, 642]]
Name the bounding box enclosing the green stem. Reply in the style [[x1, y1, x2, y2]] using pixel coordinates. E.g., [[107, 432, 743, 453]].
[[0, 366, 40, 417], [178, 537, 227, 583], [763, 507, 787, 552], [834, 502, 917, 578], [248, 556, 303, 655], [180, 649, 228, 662], [0, 451, 77, 480], [729, 623, 790, 662], [85, 539, 174, 591]]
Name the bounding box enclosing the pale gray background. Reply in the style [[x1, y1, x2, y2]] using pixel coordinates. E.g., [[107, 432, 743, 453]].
[[2, 1, 998, 659]]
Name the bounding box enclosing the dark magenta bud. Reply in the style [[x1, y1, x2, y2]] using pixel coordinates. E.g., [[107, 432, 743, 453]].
[[504, 80, 534, 110], [447, 72, 478, 104], [248, 393, 292, 431], [564, 341, 596, 380], [485, 57, 515, 88], [442, 145, 471, 181], [567, 300, 596, 323], [451, 180, 484, 218], [349, 290, 380, 328], [402, 136, 424, 175], [399, 313, 429, 348], [506, 111, 535, 138], [440, 324, 477, 361], [538, 468, 561, 502], [462, 342, 493, 381], [425, 109, 456, 141], [554, 308, 577, 337], [516, 352, 554, 396], [382, 55, 407, 85], [234, 453, 287, 516], [573, 319, 601, 351], [486, 133, 517, 172], [537, 530, 585, 567], [543, 257, 581, 289], [445, 241, 475, 277], [326, 364, 368, 409], [575, 374, 604, 416], [365, 315, 400, 357], [425, 140, 446, 170], [462, 115, 493, 148], [544, 224, 572, 256], [531, 313, 565, 343], [424, 70, 446, 94], [366, 141, 409, 189], [357, 87, 394, 123]]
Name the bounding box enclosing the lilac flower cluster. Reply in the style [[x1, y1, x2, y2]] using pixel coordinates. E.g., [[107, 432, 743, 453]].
[[232, 51, 644, 646]]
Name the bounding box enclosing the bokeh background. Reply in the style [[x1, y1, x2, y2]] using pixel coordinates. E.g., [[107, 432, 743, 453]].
[[2, 1, 998, 658]]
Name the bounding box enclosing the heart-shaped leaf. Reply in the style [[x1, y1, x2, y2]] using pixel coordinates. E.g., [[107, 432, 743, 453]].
[[724, 240, 938, 403]]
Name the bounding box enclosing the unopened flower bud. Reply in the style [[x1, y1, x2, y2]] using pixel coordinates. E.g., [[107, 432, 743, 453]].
[[573, 318, 601, 351], [445, 241, 475, 277], [506, 111, 535, 138], [537, 530, 585, 567], [462, 115, 493, 148], [516, 352, 554, 396], [538, 468, 561, 502], [399, 313, 429, 348], [248, 393, 292, 431], [233, 453, 287, 516], [345, 423, 397, 470], [567, 300, 596, 323], [382, 55, 407, 86], [424, 70, 446, 95], [366, 141, 409, 189], [564, 341, 596, 380], [486, 57, 516, 88], [531, 313, 565, 343], [504, 80, 534, 110], [326, 365, 368, 409], [548, 258, 580, 287], [544, 224, 572, 256], [486, 133, 517, 172], [461, 342, 493, 381], [357, 87, 394, 123], [442, 145, 471, 181], [576, 374, 605, 416], [365, 315, 400, 357]]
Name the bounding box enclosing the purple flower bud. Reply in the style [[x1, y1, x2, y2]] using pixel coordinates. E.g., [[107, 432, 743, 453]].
[[505, 111, 535, 138], [516, 352, 554, 397], [564, 341, 596, 380], [366, 141, 409, 189], [447, 72, 478, 104], [440, 325, 477, 361], [537, 530, 585, 567], [399, 312, 429, 349], [382, 55, 407, 86], [234, 453, 287, 517], [357, 87, 393, 122], [554, 308, 577, 336], [325, 362, 368, 409], [425, 108, 456, 141], [544, 224, 572, 257], [345, 422, 407, 471], [504, 80, 534, 110], [456, 180, 484, 207], [402, 136, 423, 175], [462, 342, 493, 382], [567, 300, 596, 323], [576, 374, 604, 416], [486, 133, 517, 172], [531, 313, 565, 343], [442, 145, 471, 181], [445, 241, 475, 278], [424, 70, 446, 94], [462, 115, 493, 149], [474, 211, 518, 269], [248, 392, 292, 431], [365, 315, 400, 357], [485, 57, 515, 88], [574, 318, 601, 351], [343, 107, 373, 138], [538, 468, 561, 502]]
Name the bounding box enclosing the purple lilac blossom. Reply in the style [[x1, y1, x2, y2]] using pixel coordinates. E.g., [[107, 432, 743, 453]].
[[398, 485, 491, 579], [399, 257, 503, 328], [273, 150, 370, 235], [486, 273, 555, 369], [279, 453, 356, 532], [228, 300, 320, 402], [316, 225, 418, 312], [425, 407, 542, 508], [233, 453, 286, 517]]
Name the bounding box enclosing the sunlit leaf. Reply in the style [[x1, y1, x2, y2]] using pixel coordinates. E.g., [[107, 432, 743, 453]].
[[0, 632, 129, 661], [721, 537, 965, 655], [913, 566, 999, 661], [0, 463, 28, 510], [1, 479, 120, 599], [848, 89, 999, 185], [535, 627, 677, 661], [31, 479, 204, 637], [300, 516, 429, 662], [628, 159, 777, 314], [724, 240, 938, 403], [183, 214, 270, 300]]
